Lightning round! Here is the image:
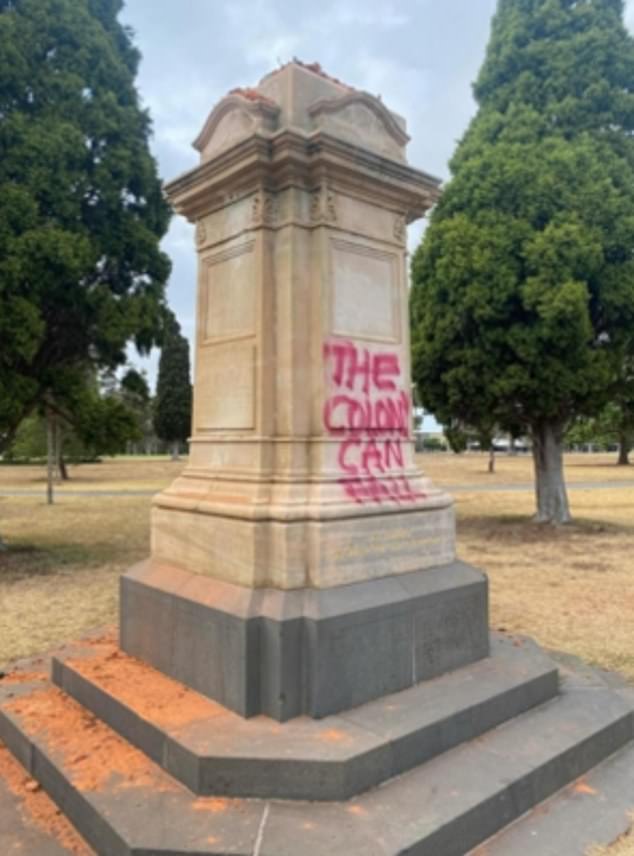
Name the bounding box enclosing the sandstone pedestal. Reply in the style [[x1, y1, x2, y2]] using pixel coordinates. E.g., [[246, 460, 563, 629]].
[[1, 61, 633, 856], [120, 60, 471, 718]]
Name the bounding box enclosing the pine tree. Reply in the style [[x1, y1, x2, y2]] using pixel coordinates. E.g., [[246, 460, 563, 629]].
[[154, 317, 192, 459], [410, 0, 634, 523], [0, 0, 171, 452]]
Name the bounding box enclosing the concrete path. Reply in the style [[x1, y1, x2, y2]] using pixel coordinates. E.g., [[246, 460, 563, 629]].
[[450, 479, 634, 492], [2, 481, 634, 498], [0, 489, 156, 497]]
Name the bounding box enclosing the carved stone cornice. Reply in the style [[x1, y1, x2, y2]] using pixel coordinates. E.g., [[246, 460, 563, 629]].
[[165, 130, 441, 222]]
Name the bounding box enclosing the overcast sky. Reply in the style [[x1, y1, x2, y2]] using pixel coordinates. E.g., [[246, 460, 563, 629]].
[[120, 0, 634, 389]]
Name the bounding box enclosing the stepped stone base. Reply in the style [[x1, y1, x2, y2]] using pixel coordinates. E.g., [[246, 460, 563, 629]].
[[1, 632, 633, 856], [50, 632, 558, 801], [120, 559, 489, 721]]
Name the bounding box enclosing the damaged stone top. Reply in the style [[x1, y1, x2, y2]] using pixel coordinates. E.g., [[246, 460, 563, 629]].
[[194, 59, 411, 165], [260, 58, 356, 92]]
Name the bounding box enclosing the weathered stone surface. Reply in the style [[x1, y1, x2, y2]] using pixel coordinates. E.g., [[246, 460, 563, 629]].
[[148, 60, 454, 591], [0, 764, 83, 855], [471, 743, 634, 856]]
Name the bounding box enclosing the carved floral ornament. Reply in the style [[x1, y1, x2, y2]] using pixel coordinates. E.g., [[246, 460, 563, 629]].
[[393, 215, 407, 243], [195, 220, 207, 247], [251, 190, 279, 226], [310, 184, 337, 223]]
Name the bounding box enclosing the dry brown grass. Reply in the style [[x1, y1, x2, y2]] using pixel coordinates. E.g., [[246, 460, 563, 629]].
[[0, 456, 184, 492], [420, 454, 634, 684], [588, 822, 634, 856], [454, 488, 634, 681], [0, 495, 153, 666], [419, 450, 634, 486]]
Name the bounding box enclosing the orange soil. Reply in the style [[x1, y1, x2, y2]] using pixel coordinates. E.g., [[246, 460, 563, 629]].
[[317, 728, 350, 744], [1, 669, 47, 685], [0, 743, 93, 855], [5, 686, 177, 794], [67, 639, 226, 730]]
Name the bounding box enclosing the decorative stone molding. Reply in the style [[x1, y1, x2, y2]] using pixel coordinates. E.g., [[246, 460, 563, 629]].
[[309, 91, 410, 162], [251, 190, 279, 226], [195, 219, 207, 247], [310, 184, 337, 224], [193, 93, 280, 162], [309, 92, 410, 146], [393, 214, 407, 244]]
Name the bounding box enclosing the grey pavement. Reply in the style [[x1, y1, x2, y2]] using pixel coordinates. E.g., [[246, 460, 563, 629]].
[[0, 489, 156, 497], [450, 479, 634, 492], [1, 481, 634, 498]]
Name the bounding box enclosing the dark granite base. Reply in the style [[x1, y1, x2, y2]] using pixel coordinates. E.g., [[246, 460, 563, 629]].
[[119, 559, 489, 721]]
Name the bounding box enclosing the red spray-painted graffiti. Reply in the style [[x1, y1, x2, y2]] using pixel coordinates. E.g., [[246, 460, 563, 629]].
[[323, 340, 426, 505]]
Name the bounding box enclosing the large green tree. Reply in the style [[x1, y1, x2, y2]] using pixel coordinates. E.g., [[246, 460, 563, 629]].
[[0, 0, 171, 452], [153, 316, 192, 459], [410, 0, 634, 523]]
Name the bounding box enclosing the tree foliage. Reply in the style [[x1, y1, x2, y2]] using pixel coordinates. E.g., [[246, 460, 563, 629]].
[[0, 0, 171, 451], [153, 316, 192, 450], [7, 369, 143, 463], [410, 0, 634, 522]]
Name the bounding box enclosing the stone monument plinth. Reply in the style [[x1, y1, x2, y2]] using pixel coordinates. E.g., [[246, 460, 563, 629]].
[[2, 62, 632, 856], [119, 60, 489, 721]]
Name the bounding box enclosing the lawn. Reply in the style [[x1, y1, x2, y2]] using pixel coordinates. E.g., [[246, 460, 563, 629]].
[[1, 452, 633, 853]]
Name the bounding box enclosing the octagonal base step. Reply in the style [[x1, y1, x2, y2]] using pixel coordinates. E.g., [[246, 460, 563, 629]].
[[50, 632, 558, 800]]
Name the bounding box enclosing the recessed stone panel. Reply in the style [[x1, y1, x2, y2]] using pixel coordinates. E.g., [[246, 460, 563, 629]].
[[196, 341, 256, 431], [330, 239, 399, 342], [202, 241, 256, 342]]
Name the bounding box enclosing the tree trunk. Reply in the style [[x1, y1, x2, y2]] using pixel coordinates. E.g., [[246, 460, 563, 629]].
[[488, 447, 496, 473], [58, 452, 68, 481], [46, 408, 55, 505], [531, 422, 571, 524], [617, 431, 631, 466], [171, 440, 180, 461], [55, 421, 69, 481]]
